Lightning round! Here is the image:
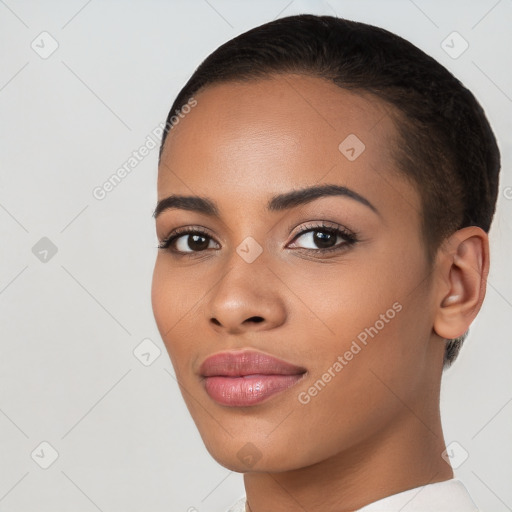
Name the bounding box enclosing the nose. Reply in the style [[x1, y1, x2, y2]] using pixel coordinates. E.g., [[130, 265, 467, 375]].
[[206, 254, 286, 335]]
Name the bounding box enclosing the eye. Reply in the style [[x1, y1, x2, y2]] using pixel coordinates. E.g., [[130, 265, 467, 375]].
[[158, 222, 358, 257], [288, 222, 358, 253], [158, 226, 219, 254]]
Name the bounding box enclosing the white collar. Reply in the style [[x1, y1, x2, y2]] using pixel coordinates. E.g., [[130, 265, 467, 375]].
[[357, 478, 478, 511], [227, 479, 478, 512]]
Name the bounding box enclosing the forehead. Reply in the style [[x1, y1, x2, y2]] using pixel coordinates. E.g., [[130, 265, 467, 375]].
[[162, 74, 393, 164], [158, 74, 420, 222]]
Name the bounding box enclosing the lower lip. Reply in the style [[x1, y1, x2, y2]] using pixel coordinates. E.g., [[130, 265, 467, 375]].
[[204, 374, 304, 406]]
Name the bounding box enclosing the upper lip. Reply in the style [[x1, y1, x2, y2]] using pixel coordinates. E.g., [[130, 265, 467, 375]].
[[199, 349, 307, 377]]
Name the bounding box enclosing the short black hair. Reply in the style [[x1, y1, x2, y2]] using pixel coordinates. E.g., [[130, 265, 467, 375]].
[[158, 14, 500, 367]]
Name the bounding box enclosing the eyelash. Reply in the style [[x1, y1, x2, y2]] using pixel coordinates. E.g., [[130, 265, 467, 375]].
[[157, 222, 358, 257]]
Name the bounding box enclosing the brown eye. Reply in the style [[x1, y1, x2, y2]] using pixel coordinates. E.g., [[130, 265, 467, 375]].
[[158, 227, 220, 254], [289, 223, 357, 253], [177, 233, 212, 252], [300, 229, 339, 249]]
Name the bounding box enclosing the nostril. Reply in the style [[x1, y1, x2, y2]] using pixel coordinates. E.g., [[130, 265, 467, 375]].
[[247, 316, 264, 323], [210, 318, 221, 326]]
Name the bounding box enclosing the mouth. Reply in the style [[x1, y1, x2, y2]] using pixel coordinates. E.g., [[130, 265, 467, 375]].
[[199, 349, 307, 407]]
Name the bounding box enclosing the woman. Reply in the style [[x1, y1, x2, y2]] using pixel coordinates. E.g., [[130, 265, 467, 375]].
[[151, 14, 499, 511]]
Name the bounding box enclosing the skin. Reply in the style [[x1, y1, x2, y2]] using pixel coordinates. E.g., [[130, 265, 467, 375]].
[[151, 74, 489, 512]]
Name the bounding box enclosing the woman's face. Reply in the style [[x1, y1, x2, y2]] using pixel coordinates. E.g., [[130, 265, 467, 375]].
[[152, 74, 444, 472]]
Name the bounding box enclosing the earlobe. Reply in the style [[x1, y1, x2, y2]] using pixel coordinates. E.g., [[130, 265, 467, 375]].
[[433, 227, 489, 340]]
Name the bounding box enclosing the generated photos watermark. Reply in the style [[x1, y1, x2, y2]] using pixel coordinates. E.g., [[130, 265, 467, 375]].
[[298, 301, 403, 404], [92, 96, 197, 200]]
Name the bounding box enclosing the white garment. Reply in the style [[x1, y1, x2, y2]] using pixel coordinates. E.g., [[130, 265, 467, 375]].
[[226, 478, 479, 511]]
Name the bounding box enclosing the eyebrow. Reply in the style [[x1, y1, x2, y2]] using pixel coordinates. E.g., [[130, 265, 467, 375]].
[[153, 184, 380, 219]]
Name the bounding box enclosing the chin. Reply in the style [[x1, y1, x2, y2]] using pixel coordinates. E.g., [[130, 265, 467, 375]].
[[208, 450, 292, 473], [199, 429, 319, 474]]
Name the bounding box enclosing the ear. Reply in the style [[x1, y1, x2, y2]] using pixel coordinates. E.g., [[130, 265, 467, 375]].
[[433, 226, 490, 340]]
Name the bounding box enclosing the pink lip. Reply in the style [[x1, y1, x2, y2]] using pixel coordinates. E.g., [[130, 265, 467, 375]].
[[199, 350, 307, 407]]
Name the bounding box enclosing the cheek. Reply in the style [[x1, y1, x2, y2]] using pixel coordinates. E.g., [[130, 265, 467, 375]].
[[286, 304, 426, 466], [287, 249, 429, 397], [282, 257, 404, 356], [151, 257, 201, 327], [151, 259, 193, 368], [151, 259, 173, 334]]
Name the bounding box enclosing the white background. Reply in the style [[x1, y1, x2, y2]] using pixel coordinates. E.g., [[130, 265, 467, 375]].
[[0, 0, 511, 510]]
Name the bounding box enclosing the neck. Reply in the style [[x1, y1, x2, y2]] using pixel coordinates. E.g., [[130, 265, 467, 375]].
[[242, 394, 453, 512]]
